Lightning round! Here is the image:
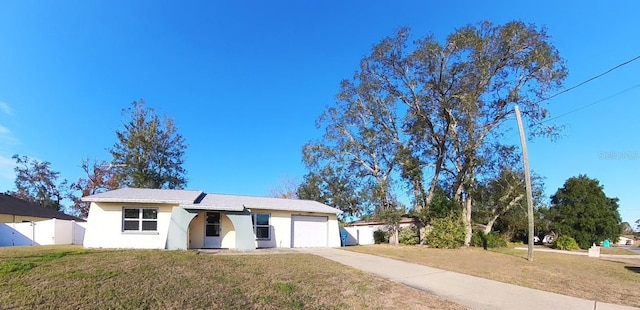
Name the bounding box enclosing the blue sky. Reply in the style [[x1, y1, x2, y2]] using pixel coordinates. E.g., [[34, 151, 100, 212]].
[[0, 1, 638, 224]]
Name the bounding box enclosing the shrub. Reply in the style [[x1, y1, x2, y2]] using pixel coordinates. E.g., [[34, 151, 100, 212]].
[[373, 230, 388, 244], [554, 235, 579, 251], [470, 231, 507, 249], [485, 232, 507, 248], [399, 227, 419, 245], [471, 231, 484, 247], [424, 213, 465, 249]]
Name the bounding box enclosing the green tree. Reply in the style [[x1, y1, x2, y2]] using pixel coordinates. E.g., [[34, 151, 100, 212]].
[[410, 187, 458, 227], [549, 175, 621, 249], [9, 154, 68, 212], [297, 167, 364, 220], [110, 100, 188, 189], [304, 21, 567, 246], [472, 167, 545, 234]]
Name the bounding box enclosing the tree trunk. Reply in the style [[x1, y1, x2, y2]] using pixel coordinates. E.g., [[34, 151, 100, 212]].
[[462, 196, 473, 246], [412, 180, 424, 211], [392, 225, 400, 246], [483, 215, 499, 234]]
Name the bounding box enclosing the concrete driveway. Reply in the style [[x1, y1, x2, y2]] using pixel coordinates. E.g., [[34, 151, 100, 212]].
[[299, 248, 639, 310]]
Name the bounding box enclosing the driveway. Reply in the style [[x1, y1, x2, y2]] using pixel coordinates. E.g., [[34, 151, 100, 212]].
[[621, 245, 640, 255], [299, 248, 639, 310]]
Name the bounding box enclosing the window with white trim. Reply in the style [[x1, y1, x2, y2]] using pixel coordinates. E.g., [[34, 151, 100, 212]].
[[252, 213, 270, 240], [123, 207, 158, 232]]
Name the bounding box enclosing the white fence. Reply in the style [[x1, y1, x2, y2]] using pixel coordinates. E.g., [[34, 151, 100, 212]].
[[341, 226, 377, 246], [0, 219, 86, 247]]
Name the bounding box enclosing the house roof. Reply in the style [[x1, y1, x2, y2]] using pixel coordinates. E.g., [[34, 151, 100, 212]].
[[82, 188, 343, 215], [348, 216, 417, 226], [82, 188, 204, 204], [188, 193, 343, 214], [0, 193, 85, 221]]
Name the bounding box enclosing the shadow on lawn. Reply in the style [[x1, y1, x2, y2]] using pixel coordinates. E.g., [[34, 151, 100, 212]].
[[0, 249, 94, 260], [624, 266, 640, 273]]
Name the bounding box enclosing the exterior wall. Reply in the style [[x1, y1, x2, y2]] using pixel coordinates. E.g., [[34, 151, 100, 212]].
[[0, 213, 53, 223], [326, 213, 341, 247], [220, 214, 236, 249], [83, 202, 175, 249], [188, 212, 205, 249], [73, 222, 86, 245], [251, 209, 341, 248], [259, 210, 290, 248]]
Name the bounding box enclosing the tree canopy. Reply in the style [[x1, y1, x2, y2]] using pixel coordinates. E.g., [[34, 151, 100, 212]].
[[303, 20, 567, 244], [68, 159, 118, 218], [9, 154, 67, 212], [110, 100, 188, 189], [549, 175, 621, 249], [297, 167, 363, 220]]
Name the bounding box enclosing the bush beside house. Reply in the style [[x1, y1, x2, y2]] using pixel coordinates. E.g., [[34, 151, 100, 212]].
[[423, 213, 465, 249]]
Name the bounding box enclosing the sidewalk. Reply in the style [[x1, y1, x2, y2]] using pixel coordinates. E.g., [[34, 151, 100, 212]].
[[300, 248, 639, 310]]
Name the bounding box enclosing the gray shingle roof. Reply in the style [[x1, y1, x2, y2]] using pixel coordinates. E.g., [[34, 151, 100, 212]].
[[82, 188, 343, 215], [82, 188, 204, 204], [188, 193, 343, 214], [0, 194, 86, 221]]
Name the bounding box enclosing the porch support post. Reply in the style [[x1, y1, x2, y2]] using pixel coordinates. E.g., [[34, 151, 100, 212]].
[[166, 207, 198, 250], [226, 210, 256, 251]]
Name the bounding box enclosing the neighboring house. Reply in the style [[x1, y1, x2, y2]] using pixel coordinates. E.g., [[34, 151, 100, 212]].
[[617, 236, 635, 246], [0, 193, 86, 247], [343, 216, 419, 245], [0, 193, 84, 223], [82, 188, 343, 250]]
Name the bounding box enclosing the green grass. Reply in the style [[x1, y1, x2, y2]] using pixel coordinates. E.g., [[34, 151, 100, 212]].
[[346, 245, 640, 308], [0, 246, 465, 309]]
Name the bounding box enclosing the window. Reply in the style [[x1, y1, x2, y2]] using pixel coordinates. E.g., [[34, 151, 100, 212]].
[[205, 212, 220, 237], [252, 213, 270, 240], [123, 208, 158, 232]]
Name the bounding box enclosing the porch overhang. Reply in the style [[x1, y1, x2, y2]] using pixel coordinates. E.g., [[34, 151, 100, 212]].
[[166, 206, 255, 251]]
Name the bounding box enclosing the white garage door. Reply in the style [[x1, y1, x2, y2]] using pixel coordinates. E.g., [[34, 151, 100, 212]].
[[291, 215, 328, 248]]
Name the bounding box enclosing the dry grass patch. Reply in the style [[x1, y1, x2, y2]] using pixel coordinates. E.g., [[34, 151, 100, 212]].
[[0, 246, 465, 309], [599, 247, 639, 255], [345, 245, 640, 307]]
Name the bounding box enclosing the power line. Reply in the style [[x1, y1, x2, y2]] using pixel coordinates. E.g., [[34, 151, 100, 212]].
[[541, 83, 640, 123], [537, 54, 640, 104]]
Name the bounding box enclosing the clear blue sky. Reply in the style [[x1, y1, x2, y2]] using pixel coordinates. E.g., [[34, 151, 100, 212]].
[[0, 1, 638, 224]]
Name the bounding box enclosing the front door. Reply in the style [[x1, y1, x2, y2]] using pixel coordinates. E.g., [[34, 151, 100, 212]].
[[204, 212, 221, 248]]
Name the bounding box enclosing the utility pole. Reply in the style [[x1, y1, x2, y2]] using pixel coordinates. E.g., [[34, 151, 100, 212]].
[[514, 105, 535, 262]]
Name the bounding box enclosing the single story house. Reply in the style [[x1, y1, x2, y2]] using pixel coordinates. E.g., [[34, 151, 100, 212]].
[[82, 188, 343, 250], [0, 193, 85, 223], [617, 236, 635, 246], [343, 216, 419, 245]]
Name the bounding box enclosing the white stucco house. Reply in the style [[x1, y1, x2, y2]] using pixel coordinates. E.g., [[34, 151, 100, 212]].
[[82, 188, 343, 250]]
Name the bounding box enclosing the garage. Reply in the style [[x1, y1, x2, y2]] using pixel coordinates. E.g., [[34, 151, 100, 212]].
[[291, 215, 328, 247]]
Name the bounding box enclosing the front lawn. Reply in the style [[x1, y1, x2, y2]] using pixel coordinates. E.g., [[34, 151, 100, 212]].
[[0, 246, 465, 309], [345, 245, 640, 308]]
